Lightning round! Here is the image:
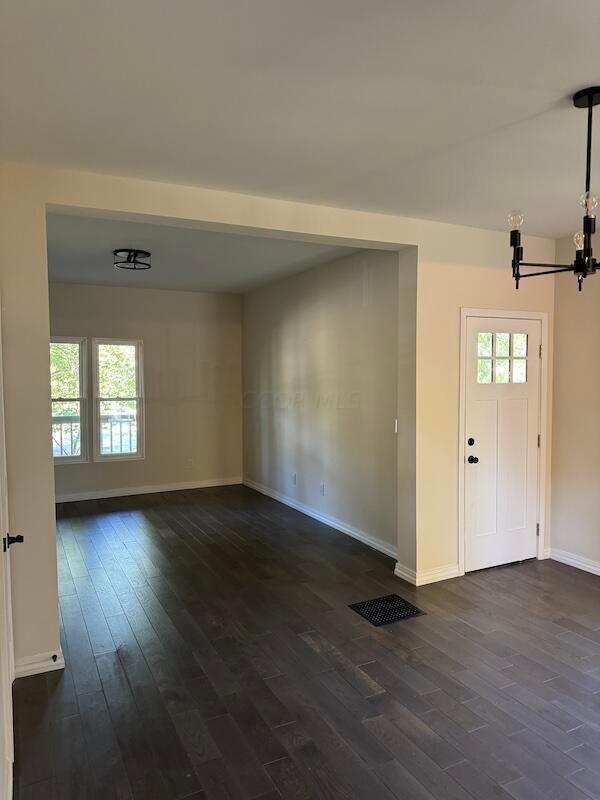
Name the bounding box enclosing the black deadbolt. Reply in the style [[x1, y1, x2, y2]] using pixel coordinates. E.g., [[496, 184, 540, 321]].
[[467, 437, 475, 446], [468, 455, 479, 464]]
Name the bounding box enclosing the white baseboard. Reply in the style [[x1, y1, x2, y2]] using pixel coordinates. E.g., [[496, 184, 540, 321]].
[[56, 477, 242, 504], [394, 561, 417, 584], [243, 478, 398, 559], [394, 560, 462, 586], [551, 548, 600, 577], [14, 647, 65, 679], [417, 563, 463, 585]]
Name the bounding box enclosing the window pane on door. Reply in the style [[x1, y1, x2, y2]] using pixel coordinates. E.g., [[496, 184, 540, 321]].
[[99, 399, 138, 455], [98, 344, 137, 398], [477, 359, 492, 384], [512, 333, 528, 357], [51, 400, 81, 457], [495, 333, 511, 358], [513, 359, 528, 384], [50, 341, 80, 398], [477, 332, 493, 357], [495, 359, 510, 383]]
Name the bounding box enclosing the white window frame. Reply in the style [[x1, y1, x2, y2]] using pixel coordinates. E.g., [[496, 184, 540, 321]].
[[92, 338, 145, 462], [50, 336, 88, 464]]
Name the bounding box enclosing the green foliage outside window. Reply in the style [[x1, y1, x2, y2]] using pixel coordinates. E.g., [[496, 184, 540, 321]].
[[98, 344, 137, 398], [50, 342, 80, 416]]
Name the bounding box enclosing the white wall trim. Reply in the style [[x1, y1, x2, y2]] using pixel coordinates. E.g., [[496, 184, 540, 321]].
[[243, 478, 398, 559], [394, 561, 462, 586], [56, 477, 242, 504], [551, 548, 600, 577], [393, 562, 417, 584], [458, 308, 550, 575], [14, 648, 65, 679], [417, 563, 463, 585]]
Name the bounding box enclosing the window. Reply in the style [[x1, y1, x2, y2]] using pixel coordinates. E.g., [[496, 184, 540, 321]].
[[50, 338, 87, 461], [477, 332, 528, 384], [93, 339, 144, 459]]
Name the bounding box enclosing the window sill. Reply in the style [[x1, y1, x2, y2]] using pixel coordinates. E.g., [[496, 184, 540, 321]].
[[54, 457, 89, 465], [93, 453, 145, 463]]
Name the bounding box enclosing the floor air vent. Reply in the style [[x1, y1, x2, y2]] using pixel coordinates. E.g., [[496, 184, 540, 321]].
[[349, 593, 424, 627]]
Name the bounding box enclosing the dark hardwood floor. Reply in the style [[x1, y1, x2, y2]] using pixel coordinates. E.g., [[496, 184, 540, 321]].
[[12, 485, 600, 799]]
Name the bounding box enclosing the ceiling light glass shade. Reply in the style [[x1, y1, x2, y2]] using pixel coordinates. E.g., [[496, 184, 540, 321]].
[[507, 210, 524, 230], [580, 191, 599, 215], [574, 231, 585, 251]]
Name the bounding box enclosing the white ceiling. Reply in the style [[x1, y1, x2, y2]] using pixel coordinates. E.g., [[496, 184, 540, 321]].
[[3, 1, 600, 238], [46, 213, 362, 292]]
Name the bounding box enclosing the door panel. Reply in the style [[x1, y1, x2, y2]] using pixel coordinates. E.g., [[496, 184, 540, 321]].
[[465, 316, 541, 572], [498, 397, 528, 533], [470, 399, 497, 537]]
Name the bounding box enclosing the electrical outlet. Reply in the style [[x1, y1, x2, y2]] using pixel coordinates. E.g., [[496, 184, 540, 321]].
[[320, 482, 325, 496], [292, 472, 297, 485]]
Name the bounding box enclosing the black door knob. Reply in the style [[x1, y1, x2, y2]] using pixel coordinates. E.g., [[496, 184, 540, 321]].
[[468, 455, 479, 464], [3, 534, 24, 552]]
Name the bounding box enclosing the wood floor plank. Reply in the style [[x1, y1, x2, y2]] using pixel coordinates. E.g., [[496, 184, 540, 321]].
[[264, 755, 316, 800], [77, 689, 133, 799], [59, 594, 102, 695], [204, 713, 276, 798]]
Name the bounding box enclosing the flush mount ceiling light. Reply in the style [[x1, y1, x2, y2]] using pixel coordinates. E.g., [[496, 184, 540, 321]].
[[113, 248, 151, 270], [509, 86, 600, 292]]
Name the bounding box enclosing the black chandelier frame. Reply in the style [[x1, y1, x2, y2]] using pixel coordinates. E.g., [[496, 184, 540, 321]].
[[113, 248, 152, 271], [510, 86, 600, 291]]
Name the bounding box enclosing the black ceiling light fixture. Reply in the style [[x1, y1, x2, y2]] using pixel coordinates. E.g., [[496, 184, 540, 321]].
[[113, 248, 151, 271], [510, 86, 600, 292]]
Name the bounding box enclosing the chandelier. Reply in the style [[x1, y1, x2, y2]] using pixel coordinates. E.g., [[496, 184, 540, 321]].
[[509, 86, 600, 291]]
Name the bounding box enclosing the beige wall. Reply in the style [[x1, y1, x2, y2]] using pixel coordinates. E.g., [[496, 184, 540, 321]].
[[0, 161, 556, 666], [243, 249, 402, 554], [551, 237, 600, 569], [50, 283, 242, 499], [0, 169, 58, 663]]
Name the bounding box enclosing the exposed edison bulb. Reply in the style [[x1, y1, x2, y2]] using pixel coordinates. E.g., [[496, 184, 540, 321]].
[[508, 210, 524, 230], [580, 191, 599, 215], [574, 230, 585, 251]]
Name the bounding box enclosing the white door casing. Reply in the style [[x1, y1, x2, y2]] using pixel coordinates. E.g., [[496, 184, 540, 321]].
[[0, 307, 15, 800], [461, 311, 544, 573]]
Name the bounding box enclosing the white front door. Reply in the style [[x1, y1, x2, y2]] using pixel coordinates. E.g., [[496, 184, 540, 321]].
[[465, 315, 541, 572], [0, 318, 14, 799]]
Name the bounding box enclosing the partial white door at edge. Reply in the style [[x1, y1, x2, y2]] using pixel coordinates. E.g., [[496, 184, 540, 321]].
[[465, 316, 541, 572], [0, 313, 13, 798]]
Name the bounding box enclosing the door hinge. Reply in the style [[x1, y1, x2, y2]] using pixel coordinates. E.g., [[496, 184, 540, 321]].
[[537, 433, 541, 448], [536, 523, 540, 537], [539, 344, 542, 359]]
